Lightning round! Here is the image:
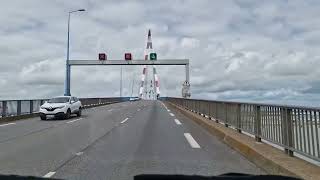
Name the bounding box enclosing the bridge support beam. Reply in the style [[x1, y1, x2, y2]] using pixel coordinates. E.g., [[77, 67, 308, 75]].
[[67, 59, 191, 98]]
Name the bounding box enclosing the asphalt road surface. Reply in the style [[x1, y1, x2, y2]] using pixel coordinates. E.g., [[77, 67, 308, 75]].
[[0, 100, 264, 179]]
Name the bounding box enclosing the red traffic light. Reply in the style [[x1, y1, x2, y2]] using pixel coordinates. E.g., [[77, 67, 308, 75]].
[[99, 53, 106, 60], [125, 53, 132, 60]]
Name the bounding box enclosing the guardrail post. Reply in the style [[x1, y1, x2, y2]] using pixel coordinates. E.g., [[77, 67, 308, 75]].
[[30, 100, 33, 113], [2, 101, 7, 117], [208, 101, 212, 119], [186, 99, 190, 110], [225, 103, 228, 127], [17, 100, 21, 116], [215, 103, 219, 123], [206, 101, 210, 118], [282, 108, 294, 157], [287, 108, 294, 157], [255, 105, 262, 142], [202, 101, 207, 117], [237, 104, 242, 133]]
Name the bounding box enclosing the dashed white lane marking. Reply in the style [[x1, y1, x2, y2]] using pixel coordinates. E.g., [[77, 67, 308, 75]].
[[108, 109, 113, 112], [66, 118, 83, 124], [121, 118, 129, 124], [161, 102, 167, 109], [43, 172, 56, 178], [0, 123, 16, 127], [76, 152, 84, 156], [174, 119, 182, 125], [169, 113, 175, 117], [167, 109, 171, 112], [184, 133, 201, 148], [137, 109, 141, 111]]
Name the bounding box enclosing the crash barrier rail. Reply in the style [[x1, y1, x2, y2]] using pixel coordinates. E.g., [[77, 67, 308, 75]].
[[0, 97, 125, 119], [166, 97, 320, 162]]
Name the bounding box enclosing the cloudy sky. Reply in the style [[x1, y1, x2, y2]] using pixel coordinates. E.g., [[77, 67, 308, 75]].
[[1, 0, 320, 106]]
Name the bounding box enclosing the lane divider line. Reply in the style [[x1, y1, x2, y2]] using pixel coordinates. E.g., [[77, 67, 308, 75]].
[[169, 113, 175, 117], [167, 109, 171, 112], [160, 102, 168, 109], [66, 118, 83, 124], [184, 133, 201, 148], [108, 109, 113, 112], [174, 119, 182, 125], [121, 118, 129, 124], [0, 123, 16, 127], [43, 172, 56, 178], [75, 152, 83, 156]]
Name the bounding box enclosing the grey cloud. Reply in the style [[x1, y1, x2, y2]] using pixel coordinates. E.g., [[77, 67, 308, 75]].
[[1, 0, 320, 106]]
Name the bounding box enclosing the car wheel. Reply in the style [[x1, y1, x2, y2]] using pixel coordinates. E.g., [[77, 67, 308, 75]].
[[65, 109, 71, 119], [40, 115, 46, 120], [77, 108, 82, 117]]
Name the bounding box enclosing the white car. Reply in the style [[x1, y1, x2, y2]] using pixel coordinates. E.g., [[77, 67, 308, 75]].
[[39, 96, 82, 120]]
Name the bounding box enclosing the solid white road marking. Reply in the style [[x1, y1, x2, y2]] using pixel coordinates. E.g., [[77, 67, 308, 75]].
[[169, 113, 175, 117], [0, 123, 16, 127], [184, 133, 201, 148], [66, 118, 83, 124], [121, 118, 129, 124], [76, 152, 84, 156], [161, 102, 167, 109], [174, 119, 182, 125], [43, 172, 56, 178]]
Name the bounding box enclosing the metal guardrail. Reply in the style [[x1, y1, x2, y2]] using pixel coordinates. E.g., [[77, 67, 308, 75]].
[[167, 97, 320, 162], [0, 97, 125, 118]]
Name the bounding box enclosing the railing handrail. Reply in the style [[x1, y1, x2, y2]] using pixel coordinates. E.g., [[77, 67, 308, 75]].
[[166, 97, 320, 163], [168, 97, 320, 111], [0, 96, 132, 102], [0, 97, 126, 118]]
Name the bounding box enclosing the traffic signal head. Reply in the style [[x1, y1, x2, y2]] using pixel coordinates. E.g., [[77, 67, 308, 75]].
[[150, 53, 157, 60], [98, 53, 106, 60], [125, 53, 132, 60]]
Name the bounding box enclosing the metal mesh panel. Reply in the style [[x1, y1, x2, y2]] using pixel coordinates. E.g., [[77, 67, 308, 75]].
[[21, 101, 30, 115], [33, 100, 41, 112], [7, 101, 17, 116]]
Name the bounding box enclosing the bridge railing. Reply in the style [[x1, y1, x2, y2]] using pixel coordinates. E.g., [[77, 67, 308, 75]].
[[0, 97, 124, 118], [166, 97, 320, 162]]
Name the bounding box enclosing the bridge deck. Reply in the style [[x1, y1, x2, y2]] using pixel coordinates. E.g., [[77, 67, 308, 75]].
[[0, 101, 263, 179]]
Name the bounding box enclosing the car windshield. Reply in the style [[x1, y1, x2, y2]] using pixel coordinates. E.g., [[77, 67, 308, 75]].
[[2, 1, 320, 180], [48, 97, 70, 103]]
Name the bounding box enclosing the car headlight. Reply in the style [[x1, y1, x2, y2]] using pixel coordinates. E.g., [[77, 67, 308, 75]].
[[40, 106, 46, 109], [56, 105, 66, 109]]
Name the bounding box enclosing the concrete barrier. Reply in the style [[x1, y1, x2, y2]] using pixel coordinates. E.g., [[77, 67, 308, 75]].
[[167, 102, 320, 180]]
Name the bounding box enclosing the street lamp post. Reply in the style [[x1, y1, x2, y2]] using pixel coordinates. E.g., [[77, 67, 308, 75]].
[[64, 9, 85, 96]]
